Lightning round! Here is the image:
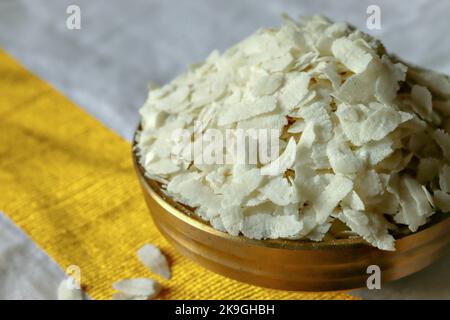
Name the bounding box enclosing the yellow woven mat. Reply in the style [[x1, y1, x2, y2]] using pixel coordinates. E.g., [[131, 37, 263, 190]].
[[0, 49, 357, 300]]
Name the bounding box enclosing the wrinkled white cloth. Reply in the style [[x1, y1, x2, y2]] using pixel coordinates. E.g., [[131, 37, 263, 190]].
[[0, 0, 449, 300]]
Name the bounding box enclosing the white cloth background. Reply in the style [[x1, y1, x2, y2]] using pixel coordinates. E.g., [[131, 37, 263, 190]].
[[0, 0, 449, 300]]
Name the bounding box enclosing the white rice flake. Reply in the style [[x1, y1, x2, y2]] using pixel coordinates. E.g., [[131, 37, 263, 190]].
[[242, 212, 303, 240], [313, 174, 353, 223], [260, 176, 296, 206], [355, 169, 384, 199], [388, 175, 433, 232], [335, 103, 368, 146], [374, 56, 407, 105], [279, 72, 311, 111], [218, 96, 277, 126], [222, 167, 263, 207], [220, 207, 243, 236], [360, 104, 410, 143], [137, 244, 171, 280], [112, 278, 161, 298], [331, 38, 373, 74], [261, 52, 294, 72], [335, 70, 376, 104], [357, 138, 394, 166], [251, 73, 284, 96], [342, 191, 366, 211], [167, 173, 222, 218], [261, 137, 297, 176], [339, 209, 395, 251], [287, 119, 306, 133], [411, 85, 433, 120], [237, 114, 287, 131], [327, 140, 362, 174], [145, 158, 180, 175], [297, 102, 333, 141]]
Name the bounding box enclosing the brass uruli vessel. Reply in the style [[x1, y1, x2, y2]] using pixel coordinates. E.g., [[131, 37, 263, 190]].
[[132, 138, 450, 292]]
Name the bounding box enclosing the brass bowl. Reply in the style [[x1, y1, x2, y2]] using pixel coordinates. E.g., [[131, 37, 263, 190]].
[[132, 140, 450, 292]]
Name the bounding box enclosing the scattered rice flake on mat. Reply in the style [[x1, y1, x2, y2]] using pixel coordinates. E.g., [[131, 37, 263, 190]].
[[137, 244, 171, 280]]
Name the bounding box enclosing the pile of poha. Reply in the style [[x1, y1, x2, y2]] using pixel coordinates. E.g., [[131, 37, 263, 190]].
[[137, 16, 450, 251]]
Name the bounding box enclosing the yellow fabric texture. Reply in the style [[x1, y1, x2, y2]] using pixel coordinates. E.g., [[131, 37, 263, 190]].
[[0, 49, 357, 300]]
